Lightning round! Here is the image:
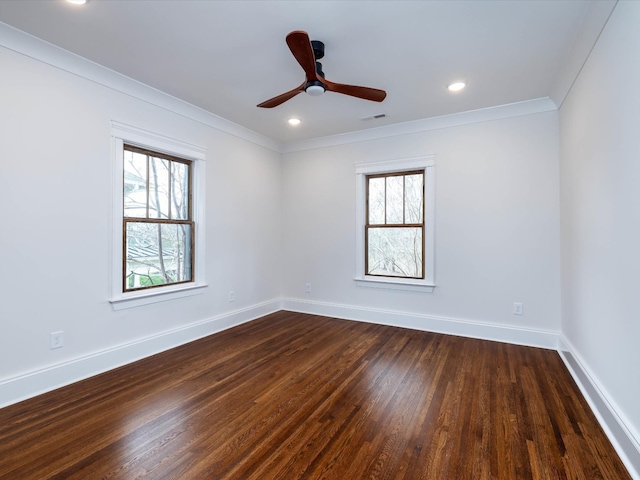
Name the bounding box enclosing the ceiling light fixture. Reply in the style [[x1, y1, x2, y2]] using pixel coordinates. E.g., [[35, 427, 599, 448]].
[[305, 82, 325, 97], [67, 0, 88, 4], [288, 118, 301, 126], [447, 81, 466, 92]]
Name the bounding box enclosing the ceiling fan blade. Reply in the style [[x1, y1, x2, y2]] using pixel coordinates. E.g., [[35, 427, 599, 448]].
[[257, 82, 306, 108], [324, 79, 387, 102], [286, 30, 318, 81]]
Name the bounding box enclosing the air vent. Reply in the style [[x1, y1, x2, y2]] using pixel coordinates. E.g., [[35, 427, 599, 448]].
[[361, 113, 386, 121]]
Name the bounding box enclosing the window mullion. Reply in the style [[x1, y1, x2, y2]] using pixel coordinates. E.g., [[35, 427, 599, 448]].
[[365, 177, 369, 274], [402, 174, 406, 224], [384, 177, 387, 225], [188, 161, 193, 221], [422, 174, 425, 223], [368, 223, 423, 228], [366, 177, 370, 227], [126, 218, 191, 225], [122, 218, 128, 292], [145, 154, 150, 219], [168, 160, 172, 220]]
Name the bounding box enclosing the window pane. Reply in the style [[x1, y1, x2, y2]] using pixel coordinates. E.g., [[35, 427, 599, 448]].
[[148, 156, 170, 219], [405, 173, 423, 224], [123, 151, 148, 218], [386, 176, 404, 224], [368, 177, 385, 224], [367, 227, 423, 278], [125, 222, 192, 290], [171, 161, 190, 220]]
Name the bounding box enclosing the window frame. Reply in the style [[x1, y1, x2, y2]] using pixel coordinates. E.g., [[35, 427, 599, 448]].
[[110, 122, 207, 310], [365, 169, 425, 280], [355, 156, 435, 292], [122, 144, 195, 293]]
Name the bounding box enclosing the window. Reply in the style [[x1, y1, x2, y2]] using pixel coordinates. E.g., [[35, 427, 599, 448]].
[[111, 122, 206, 309], [123, 145, 193, 291], [355, 156, 435, 291], [366, 170, 424, 279]]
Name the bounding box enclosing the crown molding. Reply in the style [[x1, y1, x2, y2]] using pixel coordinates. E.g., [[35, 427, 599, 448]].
[[0, 21, 281, 153], [550, 0, 617, 109], [281, 97, 558, 154]]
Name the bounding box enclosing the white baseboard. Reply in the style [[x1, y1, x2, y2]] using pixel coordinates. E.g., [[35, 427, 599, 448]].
[[0, 299, 281, 409], [559, 337, 640, 480], [281, 297, 559, 349]]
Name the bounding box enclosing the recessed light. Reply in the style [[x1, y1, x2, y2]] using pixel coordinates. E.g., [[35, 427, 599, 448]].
[[447, 81, 466, 92], [288, 118, 301, 126], [67, 0, 87, 4]]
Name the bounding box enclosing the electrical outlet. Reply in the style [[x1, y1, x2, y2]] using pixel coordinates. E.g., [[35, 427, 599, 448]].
[[305, 283, 311, 293], [513, 303, 523, 315], [50, 331, 64, 349], [229, 290, 235, 302]]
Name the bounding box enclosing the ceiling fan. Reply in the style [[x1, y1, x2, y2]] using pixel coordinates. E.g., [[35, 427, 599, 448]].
[[257, 30, 387, 108]]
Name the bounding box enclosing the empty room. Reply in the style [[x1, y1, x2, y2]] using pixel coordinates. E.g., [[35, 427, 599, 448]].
[[0, 0, 638, 478]]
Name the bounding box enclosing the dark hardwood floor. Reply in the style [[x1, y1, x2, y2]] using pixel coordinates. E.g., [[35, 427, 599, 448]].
[[0, 311, 631, 479]]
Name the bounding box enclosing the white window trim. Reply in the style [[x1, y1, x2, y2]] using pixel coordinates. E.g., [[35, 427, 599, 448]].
[[110, 121, 207, 310], [355, 155, 435, 292]]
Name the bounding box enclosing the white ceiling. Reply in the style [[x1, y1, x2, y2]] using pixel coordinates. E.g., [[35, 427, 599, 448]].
[[0, 0, 613, 145]]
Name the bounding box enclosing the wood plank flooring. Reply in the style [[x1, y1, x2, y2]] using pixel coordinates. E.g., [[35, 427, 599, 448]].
[[0, 311, 631, 479]]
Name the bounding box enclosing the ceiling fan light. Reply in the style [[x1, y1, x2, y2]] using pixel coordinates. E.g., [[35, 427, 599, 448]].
[[306, 85, 325, 97]]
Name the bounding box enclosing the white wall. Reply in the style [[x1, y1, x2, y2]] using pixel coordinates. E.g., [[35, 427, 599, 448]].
[[0, 45, 282, 404], [281, 111, 561, 341], [560, 0, 640, 471]]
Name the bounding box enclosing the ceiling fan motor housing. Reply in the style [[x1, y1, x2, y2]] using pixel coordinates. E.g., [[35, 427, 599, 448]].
[[311, 40, 325, 59], [305, 60, 326, 95]]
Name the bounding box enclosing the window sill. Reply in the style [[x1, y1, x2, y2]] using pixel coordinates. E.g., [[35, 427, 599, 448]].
[[110, 283, 208, 310], [354, 277, 435, 293]]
